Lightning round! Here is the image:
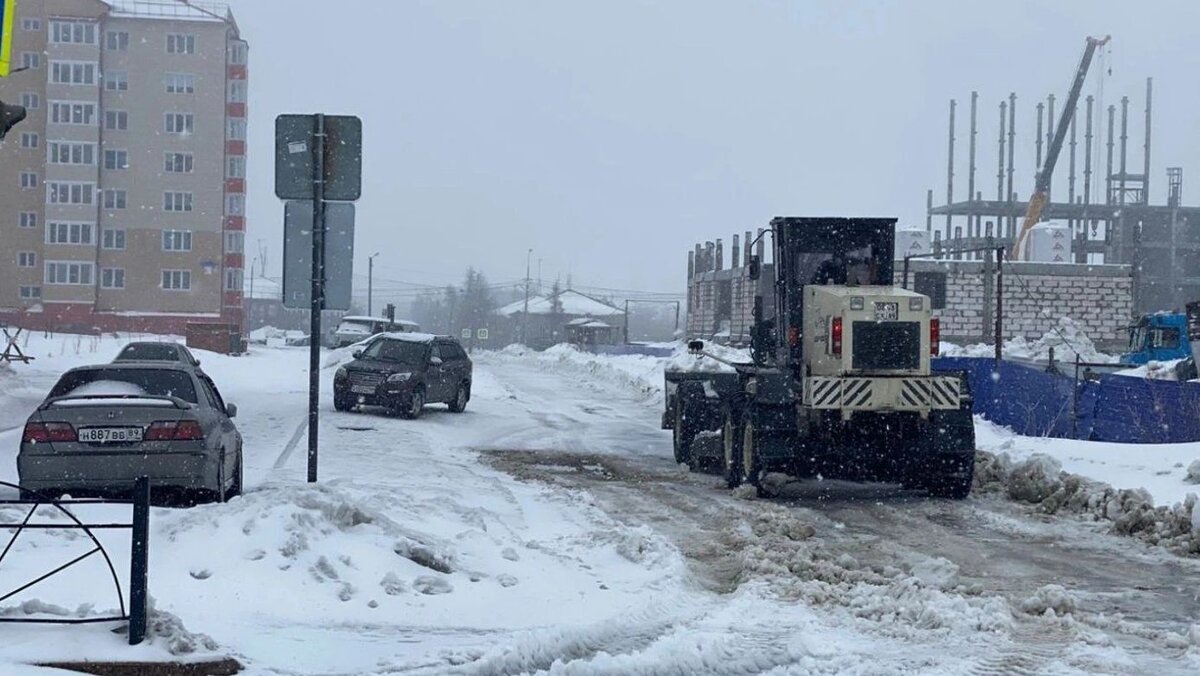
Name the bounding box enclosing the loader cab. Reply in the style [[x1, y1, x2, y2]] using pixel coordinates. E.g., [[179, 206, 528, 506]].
[[770, 217, 898, 367]]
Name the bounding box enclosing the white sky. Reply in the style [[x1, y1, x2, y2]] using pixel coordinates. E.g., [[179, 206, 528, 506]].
[[228, 0, 1200, 296]]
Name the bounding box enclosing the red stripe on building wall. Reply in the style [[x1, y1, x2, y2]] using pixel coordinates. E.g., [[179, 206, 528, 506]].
[[227, 102, 247, 118], [226, 140, 245, 155], [228, 65, 247, 80], [225, 253, 244, 268], [225, 216, 246, 230], [225, 178, 245, 193]]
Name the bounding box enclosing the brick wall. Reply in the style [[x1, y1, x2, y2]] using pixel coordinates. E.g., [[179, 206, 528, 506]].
[[909, 260, 1134, 348]]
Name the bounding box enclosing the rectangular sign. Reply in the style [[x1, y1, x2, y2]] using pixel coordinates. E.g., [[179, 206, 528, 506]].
[[282, 200, 355, 310], [0, 0, 14, 78], [274, 114, 362, 201]]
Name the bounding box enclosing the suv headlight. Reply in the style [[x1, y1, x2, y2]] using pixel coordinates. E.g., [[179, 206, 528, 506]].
[[335, 366, 348, 380], [387, 372, 412, 383]]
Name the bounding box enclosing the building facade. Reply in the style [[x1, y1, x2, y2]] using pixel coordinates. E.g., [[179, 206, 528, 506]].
[[0, 0, 247, 335]]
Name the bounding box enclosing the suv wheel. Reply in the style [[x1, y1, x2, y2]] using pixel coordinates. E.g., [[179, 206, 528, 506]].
[[401, 387, 425, 420], [448, 383, 469, 413]]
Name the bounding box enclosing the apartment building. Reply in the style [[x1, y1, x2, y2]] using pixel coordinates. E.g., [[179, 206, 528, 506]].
[[0, 0, 247, 335]]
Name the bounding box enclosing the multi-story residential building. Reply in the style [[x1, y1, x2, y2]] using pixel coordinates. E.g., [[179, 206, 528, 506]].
[[0, 0, 248, 335]]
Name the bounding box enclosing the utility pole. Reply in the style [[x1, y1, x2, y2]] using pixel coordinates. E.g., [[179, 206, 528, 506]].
[[367, 252, 379, 316], [522, 248, 532, 345], [247, 257, 256, 333]]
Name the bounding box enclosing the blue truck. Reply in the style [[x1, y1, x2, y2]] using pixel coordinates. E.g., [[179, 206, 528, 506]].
[[1120, 304, 1198, 380]]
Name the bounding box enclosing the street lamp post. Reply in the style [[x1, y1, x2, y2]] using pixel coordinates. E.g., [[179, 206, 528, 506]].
[[367, 252, 380, 317], [522, 248, 533, 345]]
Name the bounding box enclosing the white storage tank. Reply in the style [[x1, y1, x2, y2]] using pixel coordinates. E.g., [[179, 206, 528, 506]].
[[1025, 221, 1073, 262], [894, 228, 931, 260]]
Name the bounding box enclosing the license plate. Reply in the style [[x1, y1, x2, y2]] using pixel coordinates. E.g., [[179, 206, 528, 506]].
[[78, 427, 144, 444], [351, 385, 376, 394], [874, 302, 899, 321]]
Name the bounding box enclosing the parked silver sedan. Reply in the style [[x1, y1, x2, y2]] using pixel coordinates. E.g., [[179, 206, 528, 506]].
[[18, 363, 243, 503]]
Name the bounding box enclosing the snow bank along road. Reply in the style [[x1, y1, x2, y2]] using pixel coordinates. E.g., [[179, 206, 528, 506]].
[[0, 336, 1198, 674]]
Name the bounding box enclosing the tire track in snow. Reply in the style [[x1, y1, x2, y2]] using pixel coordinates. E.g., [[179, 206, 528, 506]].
[[272, 417, 309, 470]]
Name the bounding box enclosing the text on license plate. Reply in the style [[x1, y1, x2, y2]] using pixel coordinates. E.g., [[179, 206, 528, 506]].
[[874, 302, 899, 321], [351, 385, 376, 394], [78, 427, 144, 443]]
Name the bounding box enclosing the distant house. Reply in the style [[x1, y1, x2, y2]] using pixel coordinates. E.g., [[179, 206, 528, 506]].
[[243, 275, 344, 340], [494, 289, 626, 350]]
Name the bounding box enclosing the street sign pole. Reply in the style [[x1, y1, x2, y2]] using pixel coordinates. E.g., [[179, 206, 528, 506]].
[[307, 114, 326, 483]]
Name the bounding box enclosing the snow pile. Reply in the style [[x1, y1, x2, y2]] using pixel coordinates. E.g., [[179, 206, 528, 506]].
[[1188, 460, 1200, 484], [973, 451, 1200, 554], [942, 317, 1118, 363], [1113, 358, 1188, 380], [1018, 584, 1078, 618], [665, 341, 751, 374], [478, 344, 666, 401]]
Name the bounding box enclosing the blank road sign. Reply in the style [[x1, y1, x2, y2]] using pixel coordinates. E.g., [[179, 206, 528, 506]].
[[275, 114, 362, 201], [282, 201, 356, 310]]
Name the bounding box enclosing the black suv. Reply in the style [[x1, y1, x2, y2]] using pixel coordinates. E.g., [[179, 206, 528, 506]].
[[333, 334, 472, 418]]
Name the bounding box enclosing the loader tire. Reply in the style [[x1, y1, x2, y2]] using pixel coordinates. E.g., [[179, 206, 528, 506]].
[[722, 409, 742, 489], [742, 419, 767, 497], [925, 456, 975, 499], [673, 397, 695, 467]]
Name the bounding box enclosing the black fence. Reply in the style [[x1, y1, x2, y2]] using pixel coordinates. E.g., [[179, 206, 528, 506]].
[[0, 477, 150, 644]]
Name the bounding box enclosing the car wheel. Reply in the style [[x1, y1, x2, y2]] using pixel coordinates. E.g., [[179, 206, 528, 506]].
[[448, 383, 469, 413], [401, 387, 425, 420], [215, 448, 229, 503], [229, 449, 244, 498], [722, 409, 743, 488], [334, 393, 352, 412]]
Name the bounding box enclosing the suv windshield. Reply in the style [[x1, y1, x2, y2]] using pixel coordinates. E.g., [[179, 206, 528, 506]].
[[337, 321, 376, 335], [361, 339, 427, 365], [49, 367, 198, 403], [115, 343, 183, 362]]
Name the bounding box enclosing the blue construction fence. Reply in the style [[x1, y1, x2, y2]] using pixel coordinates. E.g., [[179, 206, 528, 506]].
[[934, 357, 1200, 444]]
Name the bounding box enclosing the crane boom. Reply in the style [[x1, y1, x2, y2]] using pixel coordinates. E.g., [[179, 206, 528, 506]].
[[1012, 35, 1111, 260]]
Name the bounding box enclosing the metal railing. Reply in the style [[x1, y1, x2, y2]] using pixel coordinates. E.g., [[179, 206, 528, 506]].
[[0, 477, 150, 644]]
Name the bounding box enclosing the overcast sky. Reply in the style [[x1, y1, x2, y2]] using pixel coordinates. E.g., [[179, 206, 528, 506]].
[[227, 0, 1200, 298]]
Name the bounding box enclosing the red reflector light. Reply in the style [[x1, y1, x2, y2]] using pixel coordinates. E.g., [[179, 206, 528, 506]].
[[930, 317, 941, 356], [831, 317, 843, 357], [22, 422, 77, 443], [145, 420, 205, 441], [787, 327, 801, 347]]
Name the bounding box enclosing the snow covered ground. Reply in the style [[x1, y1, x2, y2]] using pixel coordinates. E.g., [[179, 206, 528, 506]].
[[2, 334, 1199, 673]]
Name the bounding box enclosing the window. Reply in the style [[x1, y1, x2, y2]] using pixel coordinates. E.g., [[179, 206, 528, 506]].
[[20, 132, 38, 149], [225, 231, 244, 254], [228, 80, 247, 103], [20, 93, 39, 109], [18, 252, 37, 268], [227, 118, 246, 140], [226, 194, 245, 215], [104, 110, 128, 130], [914, 272, 948, 310], [50, 101, 95, 125], [46, 182, 95, 205], [50, 61, 97, 85], [162, 270, 191, 290], [164, 113, 194, 134], [47, 141, 96, 165], [103, 149, 129, 170], [45, 261, 94, 285], [102, 228, 127, 250], [22, 18, 41, 31], [21, 52, 40, 69], [166, 34, 195, 54], [20, 172, 38, 189], [105, 31, 129, 51], [225, 267, 243, 291], [163, 192, 193, 212], [50, 22, 97, 45], [104, 70, 128, 91], [20, 212, 38, 229], [227, 156, 245, 178], [228, 41, 247, 65], [103, 189, 127, 210], [163, 230, 193, 251], [19, 286, 41, 300], [101, 268, 126, 289], [165, 152, 194, 173], [165, 73, 196, 94], [46, 221, 94, 245]]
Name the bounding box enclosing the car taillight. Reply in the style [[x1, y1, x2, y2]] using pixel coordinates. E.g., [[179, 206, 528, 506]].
[[831, 317, 843, 357], [930, 317, 940, 356], [145, 420, 204, 441], [23, 422, 77, 443]]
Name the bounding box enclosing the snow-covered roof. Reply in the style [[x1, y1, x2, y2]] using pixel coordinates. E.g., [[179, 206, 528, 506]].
[[106, 1, 231, 22], [340, 316, 418, 326], [374, 332, 438, 344], [497, 290, 624, 317]]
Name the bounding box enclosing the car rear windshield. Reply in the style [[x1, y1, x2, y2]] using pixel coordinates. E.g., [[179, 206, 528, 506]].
[[115, 344, 181, 362], [361, 339, 427, 365], [49, 368, 198, 403]]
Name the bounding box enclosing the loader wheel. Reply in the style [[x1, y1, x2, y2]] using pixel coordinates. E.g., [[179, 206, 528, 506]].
[[926, 459, 974, 499], [673, 402, 694, 467], [722, 409, 742, 489], [742, 420, 767, 497]]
